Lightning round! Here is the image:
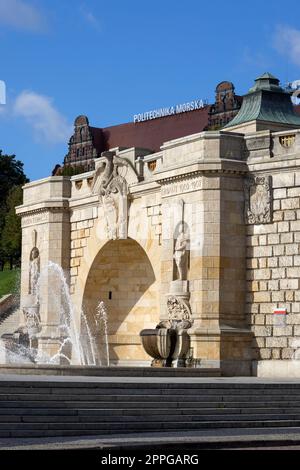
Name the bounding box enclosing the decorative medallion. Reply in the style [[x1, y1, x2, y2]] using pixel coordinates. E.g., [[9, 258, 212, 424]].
[[279, 134, 295, 148], [147, 160, 157, 172], [245, 175, 272, 224], [75, 180, 83, 190]]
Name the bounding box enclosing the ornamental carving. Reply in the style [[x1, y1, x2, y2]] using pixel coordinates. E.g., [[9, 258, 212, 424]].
[[23, 307, 41, 338], [166, 296, 192, 327], [92, 151, 138, 240], [279, 134, 295, 148], [245, 175, 272, 224]]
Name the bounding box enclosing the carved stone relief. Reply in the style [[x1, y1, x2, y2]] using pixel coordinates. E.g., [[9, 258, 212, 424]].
[[167, 296, 192, 323], [92, 151, 137, 240], [245, 175, 272, 224]]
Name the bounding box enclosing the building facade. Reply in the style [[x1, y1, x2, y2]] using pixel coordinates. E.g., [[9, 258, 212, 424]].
[[15, 73, 300, 376], [55, 80, 242, 175]]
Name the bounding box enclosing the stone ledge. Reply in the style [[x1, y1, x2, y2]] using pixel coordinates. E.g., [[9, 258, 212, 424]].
[[254, 359, 300, 377]]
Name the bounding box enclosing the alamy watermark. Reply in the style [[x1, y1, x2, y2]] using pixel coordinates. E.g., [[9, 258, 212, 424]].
[[289, 80, 300, 105], [0, 80, 6, 105]]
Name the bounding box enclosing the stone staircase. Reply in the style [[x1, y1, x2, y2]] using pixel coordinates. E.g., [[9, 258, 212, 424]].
[[1, 377, 300, 438], [0, 309, 20, 363], [0, 309, 20, 336]]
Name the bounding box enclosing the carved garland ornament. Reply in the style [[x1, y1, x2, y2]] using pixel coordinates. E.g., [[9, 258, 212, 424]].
[[245, 175, 272, 224]]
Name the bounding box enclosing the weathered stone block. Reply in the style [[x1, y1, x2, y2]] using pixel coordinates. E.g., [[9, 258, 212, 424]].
[[286, 244, 299, 255], [291, 220, 300, 231], [271, 349, 281, 359], [254, 269, 271, 280], [273, 326, 293, 336], [282, 348, 295, 359], [260, 348, 271, 359], [278, 256, 293, 267], [273, 188, 287, 199], [284, 210, 296, 221], [271, 291, 285, 302], [253, 291, 271, 302], [253, 326, 272, 337], [280, 233, 293, 244], [287, 267, 300, 278], [280, 279, 299, 290], [277, 221, 290, 233], [281, 198, 300, 210], [272, 173, 294, 188], [266, 337, 287, 348], [271, 268, 286, 279], [254, 314, 266, 325], [273, 245, 284, 256], [268, 234, 280, 245], [253, 246, 272, 258], [267, 257, 278, 268]]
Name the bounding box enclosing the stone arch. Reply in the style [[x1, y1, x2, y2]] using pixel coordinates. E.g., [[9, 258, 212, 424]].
[[81, 238, 160, 365]]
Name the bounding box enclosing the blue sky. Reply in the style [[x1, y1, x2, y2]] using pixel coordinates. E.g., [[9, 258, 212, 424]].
[[0, 0, 300, 180]]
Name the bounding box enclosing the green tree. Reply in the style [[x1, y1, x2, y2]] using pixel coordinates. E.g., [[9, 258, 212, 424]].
[[0, 151, 28, 269], [0, 151, 27, 207], [1, 186, 23, 269]]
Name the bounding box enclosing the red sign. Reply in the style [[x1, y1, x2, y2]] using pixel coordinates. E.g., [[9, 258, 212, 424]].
[[273, 308, 287, 315]]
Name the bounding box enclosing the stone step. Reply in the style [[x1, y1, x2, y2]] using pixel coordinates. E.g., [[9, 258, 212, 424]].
[[2, 407, 300, 419], [1, 393, 300, 403], [0, 404, 300, 414], [4, 379, 300, 389], [0, 422, 296, 439], [1, 412, 300, 424], [3, 385, 300, 395], [1, 398, 300, 409], [0, 419, 299, 435], [2, 378, 300, 438], [0, 309, 19, 335]]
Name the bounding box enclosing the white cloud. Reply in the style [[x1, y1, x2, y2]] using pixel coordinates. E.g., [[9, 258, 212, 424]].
[[80, 4, 101, 31], [274, 25, 300, 66], [14, 91, 72, 143], [0, 0, 45, 32]]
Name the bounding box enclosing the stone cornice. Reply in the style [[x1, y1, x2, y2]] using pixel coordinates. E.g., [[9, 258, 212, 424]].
[[154, 159, 248, 184], [160, 130, 244, 151], [16, 200, 69, 217]]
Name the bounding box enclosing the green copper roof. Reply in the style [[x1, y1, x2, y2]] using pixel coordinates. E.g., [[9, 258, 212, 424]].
[[224, 72, 300, 128]]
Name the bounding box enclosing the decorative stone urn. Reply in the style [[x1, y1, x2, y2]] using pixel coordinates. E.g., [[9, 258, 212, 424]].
[[21, 294, 41, 338], [140, 321, 191, 367], [140, 327, 176, 367]]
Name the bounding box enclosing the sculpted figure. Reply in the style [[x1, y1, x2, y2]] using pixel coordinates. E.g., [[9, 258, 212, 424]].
[[103, 192, 118, 240], [29, 247, 40, 296], [173, 225, 188, 280]]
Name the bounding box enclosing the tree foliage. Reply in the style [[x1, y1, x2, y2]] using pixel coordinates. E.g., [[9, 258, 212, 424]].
[[1, 186, 23, 264], [0, 151, 28, 269]]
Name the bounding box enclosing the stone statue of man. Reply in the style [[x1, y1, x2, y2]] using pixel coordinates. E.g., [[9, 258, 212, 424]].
[[173, 225, 188, 280], [29, 247, 40, 296]]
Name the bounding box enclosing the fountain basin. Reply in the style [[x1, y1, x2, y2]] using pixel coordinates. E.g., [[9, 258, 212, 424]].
[[140, 327, 190, 367], [140, 328, 176, 366]]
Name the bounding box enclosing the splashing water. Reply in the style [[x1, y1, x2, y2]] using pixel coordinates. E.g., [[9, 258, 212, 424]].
[[0, 261, 109, 366], [96, 301, 109, 367]]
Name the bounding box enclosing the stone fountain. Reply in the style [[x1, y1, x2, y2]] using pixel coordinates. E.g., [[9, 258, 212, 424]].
[[140, 200, 194, 367], [1, 230, 109, 367]]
